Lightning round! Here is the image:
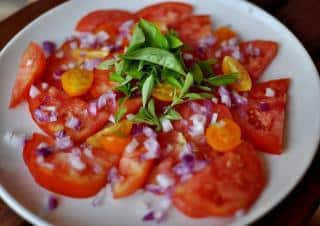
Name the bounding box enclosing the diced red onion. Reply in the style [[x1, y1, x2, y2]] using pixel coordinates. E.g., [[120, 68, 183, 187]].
[[96, 31, 110, 43], [245, 43, 260, 57], [125, 138, 139, 153], [48, 111, 58, 122], [71, 147, 81, 156], [83, 147, 94, 158], [77, 32, 97, 48], [3, 131, 27, 148], [29, 85, 40, 98], [119, 20, 134, 36], [178, 143, 193, 158], [188, 114, 207, 136], [69, 41, 78, 49], [88, 102, 97, 116], [34, 109, 49, 122], [145, 184, 164, 194], [46, 195, 59, 211], [231, 46, 242, 60], [54, 130, 65, 139], [210, 113, 218, 124], [232, 90, 248, 105], [65, 115, 81, 130], [55, 136, 73, 149], [142, 138, 160, 160], [161, 118, 173, 133], [131, 124, 144, 136], [259, 102, 270, 111], [36, 147, 52, 158], [199, 35, 216, 48], [108, 166, 121, 184], [83, 58, 102, 71], [108, 114, 115, 123], [142, 126, 156, 138], [142, 211, 155, 221], [156, 174, 174, 190], [92, 188, 106, 207], [97, 92, 116, 109], [218, 86, 232, 108], [265, 87, 275, 97], [53, 68, 65, 80], [42, 41, 56, 57], [68, 153, 86, 171]]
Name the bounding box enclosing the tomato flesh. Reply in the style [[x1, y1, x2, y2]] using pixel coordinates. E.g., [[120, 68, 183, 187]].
[[172, 142, 265, 217], [9, 42, 46, 108], [23, 133, 117, 198], [232, 79, 290, 154]]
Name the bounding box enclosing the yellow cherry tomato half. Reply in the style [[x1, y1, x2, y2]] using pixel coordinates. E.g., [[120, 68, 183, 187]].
[[86, 120, 133, 153], [222, 56, 252, 92], [152, 83, 179, 102], [61, 68, 94, 97], [205, 119, 242, 152]]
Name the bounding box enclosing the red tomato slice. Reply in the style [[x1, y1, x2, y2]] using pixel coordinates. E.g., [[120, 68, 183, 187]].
[[240, 40, 278, 81], [76, 10, 136, 32], [27, 86, 111, 143], [23, 133, 117, 198], [9, 42, 46, 108], [172, 142, 265, 217], [113, 144, 154, 198], [136, 2, 193, 28], [232, 79, 290, 154], [172, 15, 212, 52]]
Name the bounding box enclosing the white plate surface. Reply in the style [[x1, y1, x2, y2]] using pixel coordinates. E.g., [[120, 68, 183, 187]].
[[0, 0, 319, 226]]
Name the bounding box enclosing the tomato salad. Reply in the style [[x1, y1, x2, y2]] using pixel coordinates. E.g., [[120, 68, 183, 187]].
[[8, 2, 290, 222]]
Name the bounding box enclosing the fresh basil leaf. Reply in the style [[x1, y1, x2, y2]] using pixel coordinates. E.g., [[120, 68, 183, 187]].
[[141, 75, 154, 107], [147, 98, 157, 119], [194, 84, 213, 92], [114, 107, 127, 123], [180, 72, 194, 97], [127, 24, 145, 53], [116, 84, 131, 96], [110, 72, 125, 83], [207, 73, 239, 86], [139, 19, 169, 49], [191, 63, 203, 84], [165, 108, 182, 120], [184, 92, 202, 100], [162, 69, 183, 88], [138, 60, 144, 71], [198, 58, 217, 76], [124, 47, 186, 75], [199, 92, 214, 98], [115, 61, 125, 74], [97, 59, 117, 70], [166, 33, 183, 49]]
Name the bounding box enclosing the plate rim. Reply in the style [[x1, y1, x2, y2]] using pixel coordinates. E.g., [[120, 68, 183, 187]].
[[0, 1, 319, 226]]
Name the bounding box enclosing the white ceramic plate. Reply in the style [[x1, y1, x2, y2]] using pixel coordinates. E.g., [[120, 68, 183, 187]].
[[1, 0, 320, 225]]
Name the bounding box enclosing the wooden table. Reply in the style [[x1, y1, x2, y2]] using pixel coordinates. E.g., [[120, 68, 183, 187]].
[[0, 0, 319, 225]]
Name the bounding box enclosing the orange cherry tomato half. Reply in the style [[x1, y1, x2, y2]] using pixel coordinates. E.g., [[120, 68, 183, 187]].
[[86, 120, 133, 153], [152, 83, 179, 102], [61, 68, 94, 97], [213, 26, 237, 43], [205, 119, 242, 152], [222, 56, 252, 92]]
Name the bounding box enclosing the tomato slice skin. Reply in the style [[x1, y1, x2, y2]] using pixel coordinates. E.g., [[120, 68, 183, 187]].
[[232, 79, 290, 154], [23, 133, 116, 198], [28, 86, 110, 143], [172, 142, 265, 217], [136, 2, 193, 27], [240, 40, 278, 81], [9, 42, 46, 108], [76, 10, 136, 32]]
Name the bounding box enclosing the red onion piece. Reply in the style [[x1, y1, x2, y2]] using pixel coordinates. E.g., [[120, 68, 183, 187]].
[[218, 86, 232, 108], [88, 102, 97, 116], [142, 137, 160, 160], [36, 147, 52, 158], [259, 102, 270, 111], [53, 68, 65, 80], [232, 90, 248, 105], [42, 41, 56, 56], [97, 92, 116, 110], [131, 124, 144, 136], [55, 136, 73, 149], [83, 58, 102, 71], [65, 115, 81, 130], [145, 184, 164, 194], [46, 195, 59, 211]]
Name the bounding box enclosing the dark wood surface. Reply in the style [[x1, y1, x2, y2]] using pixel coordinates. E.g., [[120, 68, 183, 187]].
[[0, 0, 319, 225]]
